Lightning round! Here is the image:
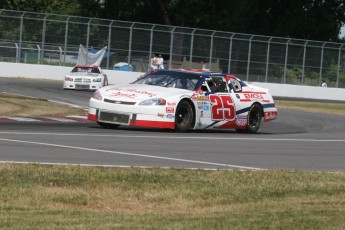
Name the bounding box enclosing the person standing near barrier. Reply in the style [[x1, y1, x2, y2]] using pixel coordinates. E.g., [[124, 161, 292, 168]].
[[157, 54, 164, 69], [150, 54, 158, 70]]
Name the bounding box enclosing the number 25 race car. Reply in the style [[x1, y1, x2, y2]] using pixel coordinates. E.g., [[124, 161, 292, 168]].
[[88, 69, 277, 133]]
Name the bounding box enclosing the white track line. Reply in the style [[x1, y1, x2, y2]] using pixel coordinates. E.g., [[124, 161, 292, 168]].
[[2, 117, 39, 122], [42, 117, 78, 122], [0, 116, 88, 122], [0, 137, 262, 170]]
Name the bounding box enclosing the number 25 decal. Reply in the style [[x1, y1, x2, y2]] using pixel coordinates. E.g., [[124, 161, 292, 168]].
[[209, 95, 235, 121]]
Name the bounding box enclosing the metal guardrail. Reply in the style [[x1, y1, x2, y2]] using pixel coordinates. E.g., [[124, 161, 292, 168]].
[[0, 9, 345, 88]]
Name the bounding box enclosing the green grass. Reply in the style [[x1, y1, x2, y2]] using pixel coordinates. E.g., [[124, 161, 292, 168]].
[[275, 100, 345, 116], [0, 93, 86, 117], [1, 164, 345, 229]]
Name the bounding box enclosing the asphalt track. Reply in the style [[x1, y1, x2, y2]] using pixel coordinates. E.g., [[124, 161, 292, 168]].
[[0, 77, 344, 171]]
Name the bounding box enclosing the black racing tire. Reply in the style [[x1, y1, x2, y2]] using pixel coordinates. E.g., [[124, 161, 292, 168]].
[[97, 122, 119, 129], [175, 100, 194, 132], [240, 104, 262, 133]]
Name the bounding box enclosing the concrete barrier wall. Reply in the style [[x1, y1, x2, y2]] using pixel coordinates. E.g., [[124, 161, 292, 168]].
[[0, 62, 141, 85], [1, 62, 345, 101], [251, 82, 345, 101]]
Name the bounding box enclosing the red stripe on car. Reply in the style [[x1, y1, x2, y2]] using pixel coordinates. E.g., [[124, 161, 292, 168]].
[[88, 114, 97, 121], [130, 120, 175, 129]]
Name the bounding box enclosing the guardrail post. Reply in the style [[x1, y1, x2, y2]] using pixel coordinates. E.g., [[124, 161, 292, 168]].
[[63, 17, 70, 66], [283, 39, 291, 84], [336, 44, 345, 88], [85, 18, 93, 65], [228, 34, 235, 73], [319, 42, 326, 86], [302, 40, 309, 84], [209, 31, 216, 70], [148, 24, 156, 71], [41, 14, 48, 65], [107, 20, 114, 70], [168, 27, 176, 69], [265, 37, 273, 82], [37, 45, 41, 64], [246, 35, 254, 81], [18, 12, 26, 63], [128, 23, 135, 71], [58, 47, 63, 66], [189, 29, 196, 68], [15, 43, 19, 63]]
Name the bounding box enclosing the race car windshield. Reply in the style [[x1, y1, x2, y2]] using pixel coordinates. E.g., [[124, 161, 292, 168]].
[[72, 67, 100, 74], [133, 72, 201, 90]]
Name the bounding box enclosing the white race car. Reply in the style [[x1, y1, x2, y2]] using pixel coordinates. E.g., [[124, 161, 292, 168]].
[[88, 69, 277, 133], [63, 65, 108, 90]]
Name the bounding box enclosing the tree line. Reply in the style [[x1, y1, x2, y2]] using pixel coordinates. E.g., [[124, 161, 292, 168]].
[[1, 0, 345, 42]]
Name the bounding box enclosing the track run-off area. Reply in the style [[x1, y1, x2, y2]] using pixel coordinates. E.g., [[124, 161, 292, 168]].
[[0, 77, 344, 171]]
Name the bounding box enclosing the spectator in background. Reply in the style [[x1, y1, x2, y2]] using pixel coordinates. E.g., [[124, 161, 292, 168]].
[[150, 54, 158, 70], [157, 54, 164, 69]]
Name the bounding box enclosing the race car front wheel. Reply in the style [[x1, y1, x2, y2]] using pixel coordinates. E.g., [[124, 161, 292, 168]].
[[236, 104, 262, 134], [245, 104, 262, 133], [175, 101, 193, 132]]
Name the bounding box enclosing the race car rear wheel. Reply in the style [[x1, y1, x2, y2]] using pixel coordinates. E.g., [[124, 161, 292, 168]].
[[97, 122, 119, 129], [175, 100, 194, 132], [244, 104, 262, 133]]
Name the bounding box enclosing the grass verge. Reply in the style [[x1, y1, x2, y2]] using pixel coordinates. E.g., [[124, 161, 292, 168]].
[[0, 93, 86, 117], [1, 164, 345, 229], [275, 99, 345, 116]]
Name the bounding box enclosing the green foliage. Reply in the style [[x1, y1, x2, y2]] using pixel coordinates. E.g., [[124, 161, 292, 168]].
[[2, 0, 345, 41], [2, 0, 345, 85], [283, 61, 345, 87], [286, 67, 302, 84], [0, 0, 99, 17]]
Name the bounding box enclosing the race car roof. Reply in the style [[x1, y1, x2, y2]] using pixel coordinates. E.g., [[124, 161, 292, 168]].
[[74, 65, 100, 68], [159, 68, 222, 76]]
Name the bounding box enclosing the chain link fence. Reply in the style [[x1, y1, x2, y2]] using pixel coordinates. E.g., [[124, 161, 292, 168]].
[[1, 9, 345, 88]]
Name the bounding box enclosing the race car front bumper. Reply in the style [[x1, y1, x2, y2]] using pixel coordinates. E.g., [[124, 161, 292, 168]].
[[63, 82, 103, 90], [88, 98, 175, 129]]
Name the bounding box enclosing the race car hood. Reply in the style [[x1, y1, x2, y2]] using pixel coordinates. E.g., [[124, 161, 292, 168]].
[[99, 84, 193, 102], [245, 83, 269, 93], [66, 72, 101, 78]]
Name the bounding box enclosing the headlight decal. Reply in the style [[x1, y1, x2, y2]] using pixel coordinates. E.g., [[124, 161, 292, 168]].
[[93, 78, 102, 82], [65, 77, 73, 82], [92, 90, 103, 101], [138, 98, 166, 106]]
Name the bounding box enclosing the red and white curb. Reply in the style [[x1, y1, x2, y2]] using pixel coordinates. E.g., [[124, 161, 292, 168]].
[[0, 115, 89, 122]]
